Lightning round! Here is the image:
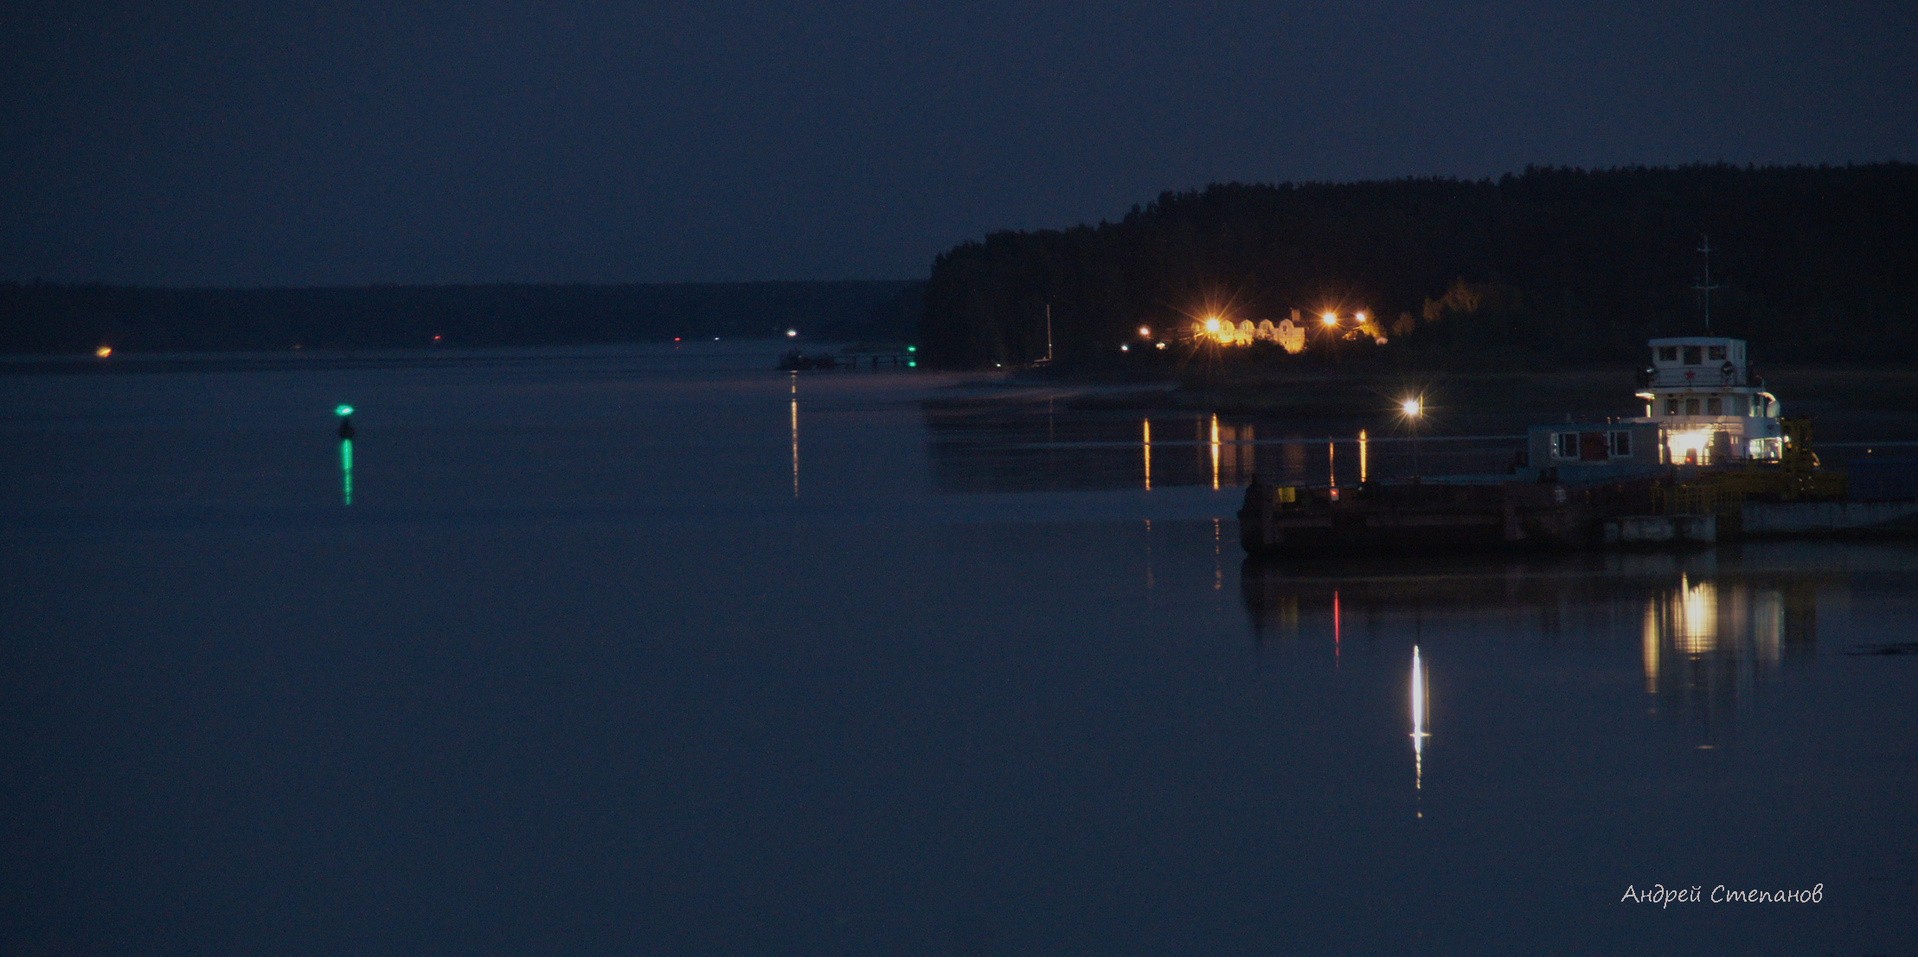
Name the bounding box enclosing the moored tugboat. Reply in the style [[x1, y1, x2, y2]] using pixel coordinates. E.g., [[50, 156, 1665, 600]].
[[1240, 335, 1916, 557]]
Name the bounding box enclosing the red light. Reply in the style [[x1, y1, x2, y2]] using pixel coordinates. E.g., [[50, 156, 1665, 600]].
[[673, 337, 682, 342], [1333, 590, 1342, 647]]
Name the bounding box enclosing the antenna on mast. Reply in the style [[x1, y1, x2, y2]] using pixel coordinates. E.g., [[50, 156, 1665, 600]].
[[1694, 235, 1723, 332], [1044, 302, 1054, 364]]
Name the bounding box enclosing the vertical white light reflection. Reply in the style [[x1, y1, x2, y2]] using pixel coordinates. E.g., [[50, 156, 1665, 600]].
[[1327, 440, 1337, 489], [1676, 574, 1719, 655], [789, 373, 800, 499], [1411, 645, 1430, 807], [1359, 429, 1369, 484]]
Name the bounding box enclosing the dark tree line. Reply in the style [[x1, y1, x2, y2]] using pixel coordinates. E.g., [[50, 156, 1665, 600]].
[[0, 280, 920, 354], [921, 164, 1918, 369]]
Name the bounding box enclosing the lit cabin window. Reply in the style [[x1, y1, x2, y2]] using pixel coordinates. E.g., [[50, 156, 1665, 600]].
[[1707, 345, 1726, 361], [1706, 396, 1722, 415], [1684, 397, 1700, 415], [1609, 431, 1632, 457], [1683, 346, 1703, 365], [1665, 398, 1680, 415], [1658, 346, 1679, 362], [1552, 433, 1579, 459]]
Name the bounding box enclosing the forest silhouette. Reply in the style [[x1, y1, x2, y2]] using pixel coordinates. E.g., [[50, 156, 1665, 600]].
[[921, 164, 1917, 369]]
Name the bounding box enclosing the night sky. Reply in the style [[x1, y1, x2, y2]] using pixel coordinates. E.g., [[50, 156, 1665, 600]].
[[3, 0, 1912, 286]]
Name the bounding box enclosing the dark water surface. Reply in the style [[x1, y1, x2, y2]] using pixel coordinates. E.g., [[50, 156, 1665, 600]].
[[5, 345, 1916, 955]]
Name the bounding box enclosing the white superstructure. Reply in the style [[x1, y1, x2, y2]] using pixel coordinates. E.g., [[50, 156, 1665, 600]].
[[1632, 336, 1783, 465]]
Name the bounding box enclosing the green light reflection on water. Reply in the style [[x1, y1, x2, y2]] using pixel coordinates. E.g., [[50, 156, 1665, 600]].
[[340, 438, 354, 506]]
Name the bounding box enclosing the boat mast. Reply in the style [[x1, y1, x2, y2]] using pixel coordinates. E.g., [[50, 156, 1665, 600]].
[[1695, 235, 1723, 333]]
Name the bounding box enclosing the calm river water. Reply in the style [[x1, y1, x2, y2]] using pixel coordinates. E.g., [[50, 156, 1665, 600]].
[[4, 344, 1915, 955]]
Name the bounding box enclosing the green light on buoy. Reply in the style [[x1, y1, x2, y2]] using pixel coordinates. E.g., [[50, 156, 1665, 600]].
[[907, 360, 917, 368], [335, 404, 355, 417], [906, 345, 917, 352]]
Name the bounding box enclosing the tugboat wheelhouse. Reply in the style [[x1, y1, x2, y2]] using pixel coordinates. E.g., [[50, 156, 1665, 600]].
[[1632, 336, 1782, 465]]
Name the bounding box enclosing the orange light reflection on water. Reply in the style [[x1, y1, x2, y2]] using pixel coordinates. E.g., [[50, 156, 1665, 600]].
[[1209, 415, 1221, 491], [1143, 419, 1152, 491]]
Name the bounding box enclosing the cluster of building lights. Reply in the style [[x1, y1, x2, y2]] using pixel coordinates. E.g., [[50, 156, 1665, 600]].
[[1172, 309, 1385, 351], [1114, 308, 1395, 360]]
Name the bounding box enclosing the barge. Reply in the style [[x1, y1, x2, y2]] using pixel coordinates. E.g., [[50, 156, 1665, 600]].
[[1239, 336, 1918, 557]]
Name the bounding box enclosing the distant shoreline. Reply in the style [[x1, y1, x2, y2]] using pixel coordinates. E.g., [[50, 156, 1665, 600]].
[[0, 280, 923, 355], [0, 338, 804, 375]]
